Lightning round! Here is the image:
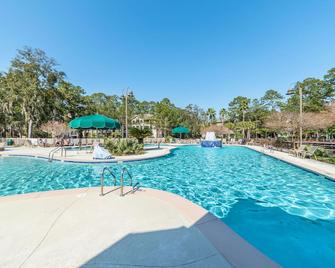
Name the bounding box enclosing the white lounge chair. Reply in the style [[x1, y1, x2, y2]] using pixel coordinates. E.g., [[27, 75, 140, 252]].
[[93, 144, 112, 159], [289, 145, 306, 157], [301, 146, 318, 160]]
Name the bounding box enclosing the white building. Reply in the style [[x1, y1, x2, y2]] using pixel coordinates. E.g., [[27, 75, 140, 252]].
[[131, 114, 161, 138]]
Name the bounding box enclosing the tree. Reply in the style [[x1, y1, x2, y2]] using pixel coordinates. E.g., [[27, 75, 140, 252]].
[[235, 121, 256, 140], [206, 108, 216, 124], [8, 47, 65, 137], [118, 91, 139, 130], [154, 98, 177, 137], [324, 67, 335, 89], [228, 96, 250, 122], [264, 112, 299, 138], [40, 121, 69, 138], [249, 99, 268, 121], [129, 127, 153, 143], [285, 78, 334, 112], [87, 92, 120, 119], [265, 105, 335, 141], [261, 89, 284, 111], [303, 102, 335, 139], [219, 108, 226, 124], [57, 81, 87, 121], [183, 104, 207, 137], [0, 73, 22, 137]]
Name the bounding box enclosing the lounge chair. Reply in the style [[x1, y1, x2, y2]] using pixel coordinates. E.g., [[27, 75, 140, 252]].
[[289, 145, 306, 157], [262, 144, 274, 153], [93, 144, 112, 159], [301, 146, 318, 160]]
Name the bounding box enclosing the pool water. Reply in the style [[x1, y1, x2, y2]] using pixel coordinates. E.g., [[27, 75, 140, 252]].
[[1, 146, 335, 267]]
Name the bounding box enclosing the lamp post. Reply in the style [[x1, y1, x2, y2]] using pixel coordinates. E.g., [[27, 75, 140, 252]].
[[287, 83, 303, 147], [124, 88, 133, 139]]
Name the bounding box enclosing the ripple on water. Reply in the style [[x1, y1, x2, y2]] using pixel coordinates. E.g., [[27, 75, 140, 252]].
[[1, 146, 335, 221]]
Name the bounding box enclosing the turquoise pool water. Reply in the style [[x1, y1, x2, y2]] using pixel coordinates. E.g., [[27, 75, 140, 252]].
[[1, 146, 335, 267]]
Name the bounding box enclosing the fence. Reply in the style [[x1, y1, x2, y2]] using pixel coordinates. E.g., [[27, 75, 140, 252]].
[[0, 138, 104, 147]]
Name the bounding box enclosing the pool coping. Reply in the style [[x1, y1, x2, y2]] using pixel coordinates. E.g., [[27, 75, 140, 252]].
[[0, 187, 280, 268], [245, 145, 335, 181], [0, 145, 176, 164]]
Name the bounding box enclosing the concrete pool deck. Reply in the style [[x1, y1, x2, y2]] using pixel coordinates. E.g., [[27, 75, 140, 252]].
[[0, 145, 174, 163], [247, 145, 335, 180], [0, 187, 279, 268]]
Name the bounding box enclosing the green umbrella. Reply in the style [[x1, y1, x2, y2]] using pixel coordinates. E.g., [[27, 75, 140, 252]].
[[69, 114, 121, 129], [172, 126, 190, 139]]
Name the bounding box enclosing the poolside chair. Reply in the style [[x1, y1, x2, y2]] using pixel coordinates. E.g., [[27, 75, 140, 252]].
[[289, 145, 306, 157], [93, 144, 112, 159], [301, 146, 318, 160]]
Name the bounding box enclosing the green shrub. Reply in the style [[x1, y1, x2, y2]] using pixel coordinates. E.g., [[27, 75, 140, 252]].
[[164, 135, 173, 143], [33, 130, 49, 138], [129, 127, 152, 144], [273, 137, 288, 148], [105, 138, 144, 156], [313, 147, 329, 158]]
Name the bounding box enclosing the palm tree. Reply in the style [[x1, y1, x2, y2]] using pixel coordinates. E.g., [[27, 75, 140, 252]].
[[240, 99, 249, 138], [219, 108, 226, 124], [129, 127, 153, 144], [206, 108, 216, 124]]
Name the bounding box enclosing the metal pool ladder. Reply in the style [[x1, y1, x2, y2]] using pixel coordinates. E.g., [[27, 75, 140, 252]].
[[48, 146, 64, 162], [100, 167, 140, 197]]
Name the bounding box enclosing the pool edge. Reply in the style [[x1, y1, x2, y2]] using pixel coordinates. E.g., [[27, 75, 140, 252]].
[[0, 186, 280, 268]]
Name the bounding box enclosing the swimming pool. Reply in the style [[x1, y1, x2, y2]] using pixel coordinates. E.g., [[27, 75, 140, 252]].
[[1, 146, 335, 267]]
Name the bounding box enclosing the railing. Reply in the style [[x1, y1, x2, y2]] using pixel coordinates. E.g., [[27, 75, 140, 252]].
[[100, 166, 139, 197], [100, 167, 118, 196], [120, 167, 133, 196], [48, 146, 64, 162]]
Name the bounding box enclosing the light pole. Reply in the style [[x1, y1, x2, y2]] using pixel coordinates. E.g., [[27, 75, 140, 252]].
[[124, 88, 132, 139], [287, 83, 303, 147]]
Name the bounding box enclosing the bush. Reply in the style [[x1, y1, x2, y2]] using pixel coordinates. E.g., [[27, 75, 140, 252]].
[[314, 147, 329, 158], [33, 130, 49, 138], [129, 127, 152, 144], [273, 137, 289, 148], [105, 138, 144, 156], [164, 135, 173, 143]]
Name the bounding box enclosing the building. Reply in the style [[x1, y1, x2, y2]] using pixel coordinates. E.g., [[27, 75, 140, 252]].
[[131, 114, 161, 138]]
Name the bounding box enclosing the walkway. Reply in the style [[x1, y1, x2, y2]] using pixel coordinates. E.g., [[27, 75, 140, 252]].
[[0, 187, 279, 268], [247, 145, 335, 180], [0, 145, 173, 163]]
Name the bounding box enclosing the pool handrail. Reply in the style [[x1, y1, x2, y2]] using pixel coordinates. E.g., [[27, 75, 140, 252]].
[[100, 167, 118, 196], [100, 167, 138, 197], [48, 146, 64, 162], [120, 167, 133, 196]]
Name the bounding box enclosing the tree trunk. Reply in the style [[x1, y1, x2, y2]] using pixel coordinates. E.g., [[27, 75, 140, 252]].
[[242, 111, 245, 138], [164, 118, 167, 137], [28, 119, 33, 138]]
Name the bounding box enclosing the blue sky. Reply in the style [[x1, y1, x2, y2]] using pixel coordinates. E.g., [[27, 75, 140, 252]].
[[1, 0, 335, 112]]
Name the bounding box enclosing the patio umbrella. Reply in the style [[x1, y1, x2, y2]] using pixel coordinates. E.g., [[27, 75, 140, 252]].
[[69, 114, 121, 145], [172, 126, 190, 139], [69, 114, 120, 129]]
